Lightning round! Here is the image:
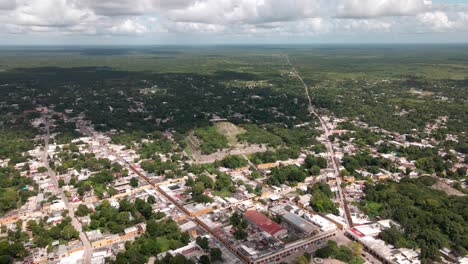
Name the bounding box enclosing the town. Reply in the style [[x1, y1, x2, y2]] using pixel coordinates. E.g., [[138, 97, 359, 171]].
[[0, 44, 467, 264], [1, 85, 466, 264]]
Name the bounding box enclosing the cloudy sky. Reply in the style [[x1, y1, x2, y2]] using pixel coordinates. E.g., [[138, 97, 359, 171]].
[[0, 0, 467, 45]]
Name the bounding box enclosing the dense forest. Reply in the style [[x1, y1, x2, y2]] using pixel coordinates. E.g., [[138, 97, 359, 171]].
[[361, 177, 468, 261]]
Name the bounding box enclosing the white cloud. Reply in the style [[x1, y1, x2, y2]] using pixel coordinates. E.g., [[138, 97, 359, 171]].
[[166, 0, 320, 25], [459, 12, 468, 22], [0, 0, 466, 43], [303, 18, 329, 34], [228, 17, 329, 36], [337, 0, 431, 18], [417, 11, 455, 31], [10, 0, 94, 27], [0, 0, 16, 10], [78, 0, 155, 16], [167, 21, 225, 33], [110, 19, 148, 34], [155, 0, 197, 10], [340, 19, 393, 31], [255, 0, 320, 23]]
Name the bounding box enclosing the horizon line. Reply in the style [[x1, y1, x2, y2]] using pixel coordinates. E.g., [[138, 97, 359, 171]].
[[1, 42, 468, 48]]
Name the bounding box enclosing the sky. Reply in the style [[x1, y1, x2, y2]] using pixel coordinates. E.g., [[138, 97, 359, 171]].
[[0, 0, 467, 45]]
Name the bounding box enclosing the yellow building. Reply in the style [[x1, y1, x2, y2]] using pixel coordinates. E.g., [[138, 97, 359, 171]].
[[189, 207, 213, 217], [234, 166, 250, 172], [344, 176, 355, 183], [91, 230, 139, 248], [376, 174, 390, 181], [0, 214, 20, 226], [257, 163, 277, 170]]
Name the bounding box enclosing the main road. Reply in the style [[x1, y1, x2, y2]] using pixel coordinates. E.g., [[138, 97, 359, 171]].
[[42, 122, 93, 263], [285, 55, 352, 229]]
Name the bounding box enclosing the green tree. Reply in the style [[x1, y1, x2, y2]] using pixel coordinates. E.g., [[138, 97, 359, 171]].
[[230, 212, 241, 226], [221, 155, 248, 169], [116, 211, 130, 225], [249, 171, 262, 180], [196, 236, 209, 250], [310, 191, 338, 215], [130, 177, 139, 188], [200, 255, 211, 264], [210, 247, 222, 261], [234, 229, 247, 240], [75, 204, 91, 217], [61, 225, 79, 241], [147, 195, 156, 204], [310, 165, 321, 176]]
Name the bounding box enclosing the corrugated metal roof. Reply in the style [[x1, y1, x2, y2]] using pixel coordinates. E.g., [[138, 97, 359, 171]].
[[282, 212, 318, 234]]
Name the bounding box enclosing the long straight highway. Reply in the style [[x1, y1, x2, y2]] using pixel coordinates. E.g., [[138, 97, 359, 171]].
[[285, 55, 352, 229]]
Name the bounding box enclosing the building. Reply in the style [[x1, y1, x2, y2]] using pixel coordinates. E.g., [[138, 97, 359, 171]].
[[49, 200, 66, 212], [157, 241, 204, 261], [346, 221, 420, 264], [185, 203, 214, 217], [90, 224, 146, 248], [256, 163, 277, 170], [307, 214, 337, 232], [0, 214, 21, 226], [281, 212, 319, 235], [243, 210, 287, 239], [249, 231, 337, 264], [343, 176, 355, 183]]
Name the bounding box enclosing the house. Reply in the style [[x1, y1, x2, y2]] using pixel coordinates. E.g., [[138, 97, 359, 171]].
[[256, 163, 277, 170], [343, 176, 355, 183]]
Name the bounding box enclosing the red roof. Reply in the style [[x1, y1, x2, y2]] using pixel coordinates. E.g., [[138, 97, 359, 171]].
[[350, 228, 365, 238], [243, 210, 285, 236]]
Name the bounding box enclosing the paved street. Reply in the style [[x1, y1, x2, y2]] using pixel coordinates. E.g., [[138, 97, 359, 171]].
[[43, 123, 93, 264], [285, 56, 381, 264]]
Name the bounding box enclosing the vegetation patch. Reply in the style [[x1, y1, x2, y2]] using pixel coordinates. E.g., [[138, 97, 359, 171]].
[[315, 240, 365, 264], [237, 124, 283, 147], [214, 121, 245, 146], [362, 177, 468, 261], [192, 127, 229, 155], [220, 155, 248, 169]]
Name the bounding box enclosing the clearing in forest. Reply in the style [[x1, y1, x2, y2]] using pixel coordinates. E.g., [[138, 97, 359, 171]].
[[214, 121, 246, 147], [186, 122, 268, 163]]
